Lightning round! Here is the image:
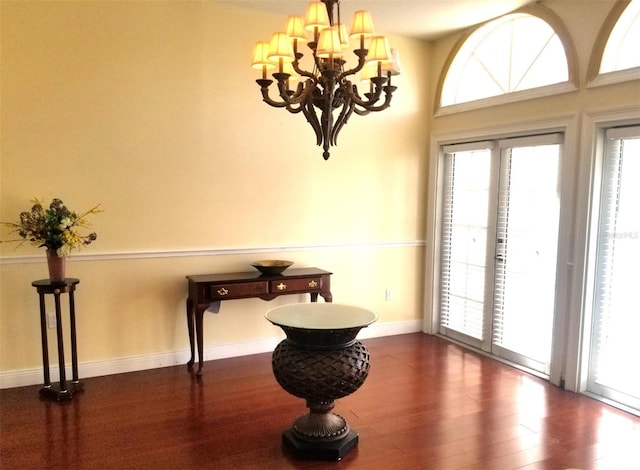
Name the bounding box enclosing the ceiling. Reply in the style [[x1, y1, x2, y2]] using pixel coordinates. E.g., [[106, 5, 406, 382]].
[[234, 0, 537, 40]]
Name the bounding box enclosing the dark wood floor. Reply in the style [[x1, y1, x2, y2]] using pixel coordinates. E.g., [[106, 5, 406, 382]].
[[2, 333, 639, 469]]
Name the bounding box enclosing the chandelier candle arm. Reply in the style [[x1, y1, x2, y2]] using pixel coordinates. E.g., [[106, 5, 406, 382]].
[[258, 82, 288, 108], [353, 83, 396, 115], [275, 77, 314, 106], [336, 47, 368, 81], [258, 78, 309, 113], [251, 0, 399, 160], [343, 80, 383, 109], [292, 57, 319, 81], [288, 17, 320, 81]]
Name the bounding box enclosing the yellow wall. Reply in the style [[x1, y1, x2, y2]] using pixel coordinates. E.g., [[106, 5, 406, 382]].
[[0, 1, 430, 378], [2, 0, 638, 385]]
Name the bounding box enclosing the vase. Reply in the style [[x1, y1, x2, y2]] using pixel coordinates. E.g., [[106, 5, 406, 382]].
[[265, 303, 377, 460], [46, 249, 66, 283]]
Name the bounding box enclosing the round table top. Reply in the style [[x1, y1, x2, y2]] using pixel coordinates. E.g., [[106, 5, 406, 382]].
[[265, 303, 377, 330], [32, 278, 80, 288]]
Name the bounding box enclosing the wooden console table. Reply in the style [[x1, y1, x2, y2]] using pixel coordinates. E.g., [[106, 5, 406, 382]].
[[186, 268, 332, 376]]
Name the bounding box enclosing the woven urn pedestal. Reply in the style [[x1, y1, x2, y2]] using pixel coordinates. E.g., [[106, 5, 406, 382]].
[[265, 303, 377, 461]]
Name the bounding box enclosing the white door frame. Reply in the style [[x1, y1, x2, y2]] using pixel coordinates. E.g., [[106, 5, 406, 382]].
[[424, 115, 578, 387], [565, 107, 640, 394]]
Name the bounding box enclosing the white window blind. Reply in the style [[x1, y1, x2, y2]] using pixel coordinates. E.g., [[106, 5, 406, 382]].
[[491, 134, 562, 369], [439, 133, 562, 373], [440, 145, 493, 341]]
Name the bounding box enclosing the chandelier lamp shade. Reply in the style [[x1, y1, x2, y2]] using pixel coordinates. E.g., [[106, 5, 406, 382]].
[[251, 0, 400, 160]]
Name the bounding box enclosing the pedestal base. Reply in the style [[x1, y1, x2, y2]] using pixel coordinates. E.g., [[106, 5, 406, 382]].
[[282, 427, 359, 461], [39, 381, 84, 401]]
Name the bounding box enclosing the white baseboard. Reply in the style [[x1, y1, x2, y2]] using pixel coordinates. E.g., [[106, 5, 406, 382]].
[[0, 320, 423, 390]]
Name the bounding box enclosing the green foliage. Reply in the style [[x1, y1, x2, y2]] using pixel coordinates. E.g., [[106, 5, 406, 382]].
[[1, 198, 101, 256]]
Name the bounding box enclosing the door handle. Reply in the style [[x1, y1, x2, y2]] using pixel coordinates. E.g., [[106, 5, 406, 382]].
[[495, 237, 506, 261]]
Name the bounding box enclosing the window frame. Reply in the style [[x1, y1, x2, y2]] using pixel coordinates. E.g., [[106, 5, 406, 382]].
[[585, 125, 640, 413], [425, 116, 579, 387], [568, 108, 640, 401], [587, 0, 640, 88], [434, 4, 579, 116]]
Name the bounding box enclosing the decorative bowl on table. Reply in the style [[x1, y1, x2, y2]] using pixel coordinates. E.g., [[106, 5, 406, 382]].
[[251, 260, 293, 275]]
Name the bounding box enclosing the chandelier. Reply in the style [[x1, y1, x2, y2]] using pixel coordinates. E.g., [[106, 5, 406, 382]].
[[251, 0, 400, 160]]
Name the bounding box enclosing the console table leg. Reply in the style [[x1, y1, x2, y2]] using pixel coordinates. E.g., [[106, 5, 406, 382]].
[[186, 299, 195, 368], [195, 309, 204, 377]]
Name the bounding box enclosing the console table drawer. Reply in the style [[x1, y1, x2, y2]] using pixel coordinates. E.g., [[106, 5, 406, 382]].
[[270, 277, 323, 294], [187, 268, 332, 376], [210, 282, 269, 300]]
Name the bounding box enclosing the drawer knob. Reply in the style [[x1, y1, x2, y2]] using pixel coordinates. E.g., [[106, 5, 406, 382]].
[[217, 287, 229, 296], [276, 282, 287, 291], [308, 280, 318, 288]]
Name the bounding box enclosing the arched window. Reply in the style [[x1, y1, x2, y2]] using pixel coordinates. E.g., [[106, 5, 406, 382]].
[[601, 0, 640, 73], [438, 9, 575, 113], [589, 0, 640, 85]]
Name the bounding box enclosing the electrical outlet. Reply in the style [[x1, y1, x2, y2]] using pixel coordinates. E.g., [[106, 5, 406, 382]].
[[385, 288, 393, 301], [46, 312, 56, 329]]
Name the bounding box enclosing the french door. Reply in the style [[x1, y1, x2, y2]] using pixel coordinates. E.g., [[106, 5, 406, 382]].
[[587, 125, 640, 411], [439, 134, 562, 374]]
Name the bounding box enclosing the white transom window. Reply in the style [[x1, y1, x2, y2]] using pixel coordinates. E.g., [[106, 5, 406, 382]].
[[600, 0, 640, 73], [440, 13, 570, 109]]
